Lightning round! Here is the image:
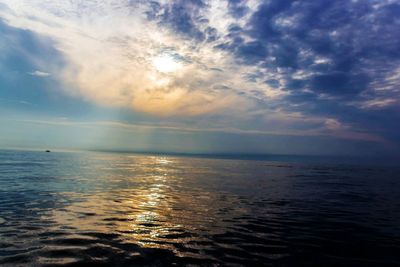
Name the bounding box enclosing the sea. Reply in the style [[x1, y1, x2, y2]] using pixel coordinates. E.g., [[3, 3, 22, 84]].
[[0, 149, 399, 266]]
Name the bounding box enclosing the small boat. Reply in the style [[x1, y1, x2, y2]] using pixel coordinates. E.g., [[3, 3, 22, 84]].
[[45, 150, 51, 153]]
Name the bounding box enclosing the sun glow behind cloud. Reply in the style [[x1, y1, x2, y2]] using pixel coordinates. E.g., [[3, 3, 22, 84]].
[[0, 0, 399, 151], [0, 0, 276, 117], [152, 54, 182, 73]]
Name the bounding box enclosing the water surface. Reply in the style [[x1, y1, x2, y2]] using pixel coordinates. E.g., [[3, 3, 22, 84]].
[[0, 150, 399, 266]]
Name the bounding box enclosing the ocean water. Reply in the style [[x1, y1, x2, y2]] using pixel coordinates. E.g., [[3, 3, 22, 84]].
[[0, 150, 399, 266]]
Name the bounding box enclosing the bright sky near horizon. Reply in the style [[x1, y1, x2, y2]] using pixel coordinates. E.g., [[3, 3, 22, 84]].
[[0, 0, 399, 156]]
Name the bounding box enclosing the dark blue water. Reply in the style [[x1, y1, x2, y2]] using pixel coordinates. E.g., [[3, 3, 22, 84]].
[[0, 150, 399, 266]]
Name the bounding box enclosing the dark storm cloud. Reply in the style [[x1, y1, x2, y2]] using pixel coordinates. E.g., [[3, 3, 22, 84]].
[[247, 0, 293, 41], [222, 1, 399, 145], [205, 0, 399, 146], [207, 0, 400, 99], [146, 0, 207, 40], [227, 0, 249, 18], [236, 41, 268, 64]]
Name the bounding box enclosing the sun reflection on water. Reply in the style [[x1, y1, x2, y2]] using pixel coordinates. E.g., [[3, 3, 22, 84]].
[[47, 154, 245, 259], [50, 156, 182, 250], [2, 151, 399, 266]]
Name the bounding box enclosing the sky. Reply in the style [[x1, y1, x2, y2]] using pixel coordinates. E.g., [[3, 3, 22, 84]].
[[0, 0, 399, 156]]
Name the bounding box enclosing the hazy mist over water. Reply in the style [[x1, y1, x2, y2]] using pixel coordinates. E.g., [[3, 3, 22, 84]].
[[0, 150, 399, 266]]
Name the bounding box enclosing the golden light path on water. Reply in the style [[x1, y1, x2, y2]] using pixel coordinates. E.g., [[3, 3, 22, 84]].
[[1, 151, 400, 266], [48, 155, 245, 262]]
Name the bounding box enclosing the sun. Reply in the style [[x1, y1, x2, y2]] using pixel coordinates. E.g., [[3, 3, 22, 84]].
[[152, 54, 181, 73]]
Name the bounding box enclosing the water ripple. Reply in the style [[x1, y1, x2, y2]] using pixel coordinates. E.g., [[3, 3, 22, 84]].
[[0, 150, 399, 266]]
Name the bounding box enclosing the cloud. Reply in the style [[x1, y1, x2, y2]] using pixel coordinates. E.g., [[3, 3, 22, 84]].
[[0, 0, 279, 117], [0, 0, 399, 150], [357, 98, 398, 110], [8, 116, 384, 144], [28, 70, 50, 77]]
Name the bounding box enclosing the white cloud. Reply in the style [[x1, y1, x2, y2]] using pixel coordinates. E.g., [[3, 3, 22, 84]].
[[324, 118, 343, 131], [0, 0, 279, 116], [360, 98, 397, 109], [0, 0, 391, 145], [28, 70, 50, 77]]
